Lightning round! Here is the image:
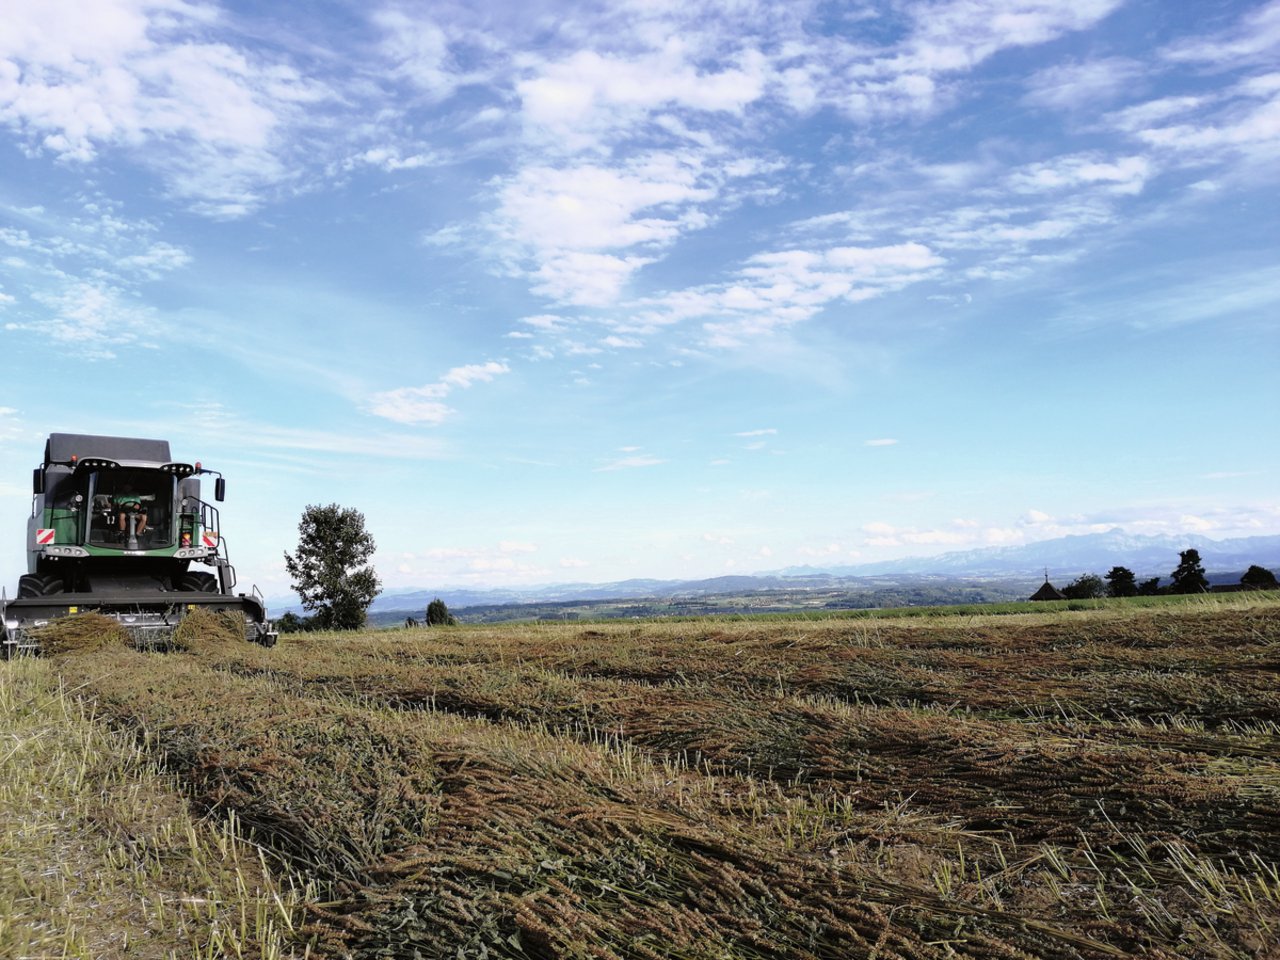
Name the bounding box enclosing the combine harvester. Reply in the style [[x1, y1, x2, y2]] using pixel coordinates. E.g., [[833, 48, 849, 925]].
[[2, 433, 276, 656]]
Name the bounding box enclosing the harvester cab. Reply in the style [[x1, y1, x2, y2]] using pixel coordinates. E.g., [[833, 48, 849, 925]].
[[2, 433, 277, 655]]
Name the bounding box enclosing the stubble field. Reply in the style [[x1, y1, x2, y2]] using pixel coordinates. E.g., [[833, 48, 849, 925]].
[[11, 596, 1280, 959]]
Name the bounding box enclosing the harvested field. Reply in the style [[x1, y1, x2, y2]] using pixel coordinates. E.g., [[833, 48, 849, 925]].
[[32, 598, 1280, 958]]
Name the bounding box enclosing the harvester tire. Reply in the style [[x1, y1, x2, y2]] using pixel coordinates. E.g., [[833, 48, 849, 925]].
[[180, 572, 218, 592], [18, 574, 63, 597]]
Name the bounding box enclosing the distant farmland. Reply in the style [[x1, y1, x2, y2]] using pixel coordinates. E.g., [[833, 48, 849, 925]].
[[12, 596, 1280, 958]]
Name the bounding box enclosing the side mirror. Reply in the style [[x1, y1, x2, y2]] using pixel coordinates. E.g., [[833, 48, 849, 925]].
[[215, 477, 226, 502], [32, 468, 44, 495]]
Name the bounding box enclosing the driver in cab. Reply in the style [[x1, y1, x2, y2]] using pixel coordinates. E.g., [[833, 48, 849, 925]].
[[114, 484, 153, 538]]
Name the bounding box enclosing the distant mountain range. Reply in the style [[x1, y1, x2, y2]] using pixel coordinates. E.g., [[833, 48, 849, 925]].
[[334, 529, 1280, 614], [778, 529, 1280, 579]]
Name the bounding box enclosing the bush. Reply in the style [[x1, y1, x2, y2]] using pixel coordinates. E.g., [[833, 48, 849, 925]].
[[1062, 574, 1104, 600], [1241, 565, 1279, 590], [425, 598, 457, 626]]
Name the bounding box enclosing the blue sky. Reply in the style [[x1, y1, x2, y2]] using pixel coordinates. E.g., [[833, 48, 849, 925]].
[[1, 0, 1278, 600]]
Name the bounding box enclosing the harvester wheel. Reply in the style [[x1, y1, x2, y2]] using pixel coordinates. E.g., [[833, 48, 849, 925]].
[[18, 574, 63, 597], [180, 572, 218, 592]]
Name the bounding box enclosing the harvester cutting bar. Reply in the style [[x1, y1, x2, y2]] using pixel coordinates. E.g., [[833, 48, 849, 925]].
[[1, 590, 277, 657]]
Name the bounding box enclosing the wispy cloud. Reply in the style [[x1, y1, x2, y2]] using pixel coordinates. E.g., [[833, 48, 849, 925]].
[[368, 361, 510, 425], [620, 241, 945, 348], [1023, 57, 1146, 111], [0, 0, 333, 216], [1055, 263, 1280, 333], [595, 452, 665, 472], [1161, 1, 1280, 66], [4, 281, 162, 360], [516, 46, 766, 152]]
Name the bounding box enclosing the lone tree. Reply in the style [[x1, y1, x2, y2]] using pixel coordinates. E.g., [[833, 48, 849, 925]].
[[1241, 565, 1279, 590], [425, 597, 457, 626], [1062, 573, 1104, 600], [1169, 548, 1209, 594], [1104, 566, 1138, 598], [283, 503, 381, 630]]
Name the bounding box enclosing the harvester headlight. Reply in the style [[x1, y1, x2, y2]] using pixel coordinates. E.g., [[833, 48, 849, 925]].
[[43, 546, 88, 558]]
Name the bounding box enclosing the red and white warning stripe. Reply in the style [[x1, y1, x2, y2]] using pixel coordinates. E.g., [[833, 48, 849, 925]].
[[36, 528, 55, 545], [202, 531, 219, 548]]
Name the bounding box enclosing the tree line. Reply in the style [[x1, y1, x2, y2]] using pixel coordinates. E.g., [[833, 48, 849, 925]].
[[1060, 549, 1279, 600]]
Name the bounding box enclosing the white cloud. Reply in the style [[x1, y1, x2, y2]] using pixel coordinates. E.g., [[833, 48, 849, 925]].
[[619, 240, 944, 348], [489, 155, 720, 305], [398, 538, 556, 584], [362, 393, 453, 427], [517, 45, 766, 150], [116, 240, 192, 278], [865, 438, 899, 447], [1129, 78, 1280, 168], [1060, 264, 1280, 333], [0, 0, 334, 215], [797, 543, 844, 558], [532, 251, 653, 307], [439, 361, 509, 390], [595, 454, 665, 472], [735, 428, 777, 437], [368, 360, 510, 425], [1161, 0, 1280, 66], [916, 0, 1124, 56], [1023, 57, 1145, 111], [519, 314, 567, 331], [1006, 154, 1152, 196], [346, 147, 440, 172], [697, 242, 944, 346], [373, 10, 462, 101], [496, 158, 714, 252], [5, 280, 162, 360], [601, 334, 643, 349]]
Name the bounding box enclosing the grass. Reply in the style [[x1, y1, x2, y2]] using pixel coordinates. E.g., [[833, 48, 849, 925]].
[[0, 648, 313, 958], [12, 597, 1280, 958]]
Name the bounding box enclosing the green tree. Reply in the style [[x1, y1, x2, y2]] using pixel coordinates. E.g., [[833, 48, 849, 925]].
[[1137, 577, 1162, 596], [283, 503, 381, 630], [276, 611, 315, 634], [1169, 548, 1209, 594], [1241, 565, 1279, 590], [425, 597, 458, 626], [1104, 566, 1138, 598], [1062, 573, 1104, 599]]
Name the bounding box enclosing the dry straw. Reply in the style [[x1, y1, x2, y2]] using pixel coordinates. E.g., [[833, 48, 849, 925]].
[[36, 598, 1280, 958]]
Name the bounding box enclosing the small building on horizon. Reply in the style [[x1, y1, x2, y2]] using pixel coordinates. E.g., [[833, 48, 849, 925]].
[[1030, 577, 1065, 601]]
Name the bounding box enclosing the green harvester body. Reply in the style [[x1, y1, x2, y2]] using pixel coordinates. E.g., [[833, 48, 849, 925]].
[[3, 433, 276, 654]]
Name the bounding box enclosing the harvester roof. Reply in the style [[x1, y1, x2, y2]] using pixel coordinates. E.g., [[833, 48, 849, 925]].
[[45, 433, 172, 467]]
